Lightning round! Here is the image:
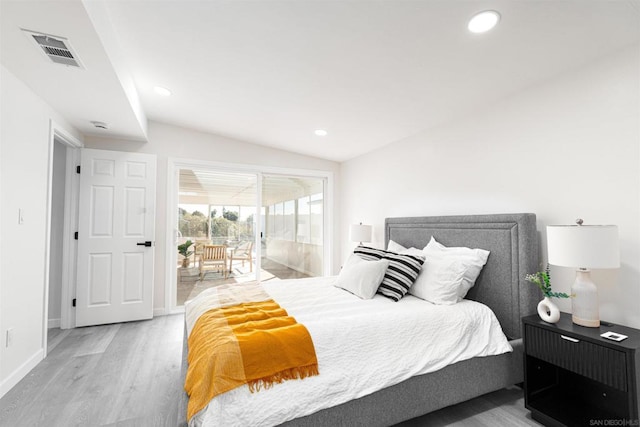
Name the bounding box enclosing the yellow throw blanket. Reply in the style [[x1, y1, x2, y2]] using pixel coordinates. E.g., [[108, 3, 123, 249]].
[[184, 284, 319, 421]]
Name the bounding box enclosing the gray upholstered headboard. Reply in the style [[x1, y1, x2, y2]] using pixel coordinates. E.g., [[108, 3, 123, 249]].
[[385, 213, 539, 340]]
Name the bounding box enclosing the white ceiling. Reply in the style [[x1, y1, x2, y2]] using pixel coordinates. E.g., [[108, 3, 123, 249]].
[[2, 1, 639, 162]]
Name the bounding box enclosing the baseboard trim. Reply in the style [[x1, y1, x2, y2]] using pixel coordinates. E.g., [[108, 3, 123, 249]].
[[48, 318, 61, 329], [168, 306, 185, 315], [153, 308, 166, 317], [0, 348, 44, 399]]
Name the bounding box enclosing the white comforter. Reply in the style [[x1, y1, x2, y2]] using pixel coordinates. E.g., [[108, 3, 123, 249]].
[[187, 276, 512, 427]]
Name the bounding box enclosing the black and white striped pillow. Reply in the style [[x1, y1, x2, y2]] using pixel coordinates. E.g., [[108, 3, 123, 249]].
[[353, 246, 425, 301]]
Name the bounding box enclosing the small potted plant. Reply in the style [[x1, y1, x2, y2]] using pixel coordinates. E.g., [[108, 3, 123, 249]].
[[526, 266, 571, 323], [178, 240, 194, 268]]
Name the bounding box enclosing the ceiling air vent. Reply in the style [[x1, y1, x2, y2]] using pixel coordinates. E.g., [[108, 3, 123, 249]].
[[21, 28, 84, 69]]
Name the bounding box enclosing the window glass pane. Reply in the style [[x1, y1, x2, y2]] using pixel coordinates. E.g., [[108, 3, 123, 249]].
[[268, 205, 275, 238], [238, 206, 256, 241], [275, 202, 283, 239], [297, 196, 310, 243], [262, 175, 324, 277], [310, 192, 323, 245], [178, 204, 210, 239], [210, 205, 229, 244], [284, 200, 295, 241]]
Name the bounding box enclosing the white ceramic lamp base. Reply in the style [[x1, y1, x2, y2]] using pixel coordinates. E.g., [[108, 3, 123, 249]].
[[571, 269, 600, 328]]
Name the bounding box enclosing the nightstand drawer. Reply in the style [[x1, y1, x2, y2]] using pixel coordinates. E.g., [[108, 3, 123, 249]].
[[525, 324, 627, 391]]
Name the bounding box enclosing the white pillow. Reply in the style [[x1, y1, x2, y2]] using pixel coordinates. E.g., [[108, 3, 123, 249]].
[[422, 236, 490, 301], [335, 254, 389, 299], [387, 240, 406, 253], [387, 240, 424, 257], [409, 257, 467, 304]]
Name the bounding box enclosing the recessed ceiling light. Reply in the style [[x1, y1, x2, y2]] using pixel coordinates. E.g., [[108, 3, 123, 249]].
[[154, 86, 172, 96], [314, 129, 328, 136], [468, 10, 500, 33]]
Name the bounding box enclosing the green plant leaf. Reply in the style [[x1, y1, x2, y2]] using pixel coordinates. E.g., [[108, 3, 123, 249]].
[[177, 240, 194, 257], [525, 266, 572, 299]]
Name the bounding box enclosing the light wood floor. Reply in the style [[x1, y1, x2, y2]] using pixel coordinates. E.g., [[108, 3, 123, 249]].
[[0, 314, 542, 427], [0, 315, 184, 427], [402, 387, 542, 426]]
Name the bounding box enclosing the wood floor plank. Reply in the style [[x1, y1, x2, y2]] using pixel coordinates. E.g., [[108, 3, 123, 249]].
[[400, 386, 542, 427], [0, 346, 82, 423], [74, 323, 121, 357], [26, 354, 104, 427], [46, 328, 71, 354]]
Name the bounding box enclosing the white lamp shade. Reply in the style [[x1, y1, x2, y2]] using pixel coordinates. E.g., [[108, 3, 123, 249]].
[[350, 224, 372, 243], [547, 225, 620, 269]]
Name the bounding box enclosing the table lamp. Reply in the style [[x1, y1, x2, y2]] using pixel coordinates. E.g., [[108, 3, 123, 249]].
[[350, 223, 372, 246], [546, 219, 620, 327]]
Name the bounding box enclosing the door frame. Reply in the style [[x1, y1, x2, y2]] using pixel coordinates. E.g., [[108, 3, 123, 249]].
[[166, 158, 334, 314], [44, 120, 82, 352], [59, 144, 81, 330]]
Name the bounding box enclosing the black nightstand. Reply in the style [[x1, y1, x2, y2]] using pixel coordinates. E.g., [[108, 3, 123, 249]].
[[523, 313, 640, 426]]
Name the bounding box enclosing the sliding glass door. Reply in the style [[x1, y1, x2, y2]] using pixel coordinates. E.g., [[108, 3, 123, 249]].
[[176, 170, 257, 305], [174, 167, 327, 307]]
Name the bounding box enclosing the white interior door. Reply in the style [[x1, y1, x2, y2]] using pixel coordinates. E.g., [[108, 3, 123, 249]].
[[76, 148, 156, 327]]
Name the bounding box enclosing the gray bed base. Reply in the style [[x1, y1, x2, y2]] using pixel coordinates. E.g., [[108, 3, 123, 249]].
[[178, 213, 539, 426], [281, 342, 524, 427]]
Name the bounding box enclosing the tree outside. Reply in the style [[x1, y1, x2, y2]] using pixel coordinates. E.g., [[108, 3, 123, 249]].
[[179, 205, 254, 243], [178, 208, 209, 238]]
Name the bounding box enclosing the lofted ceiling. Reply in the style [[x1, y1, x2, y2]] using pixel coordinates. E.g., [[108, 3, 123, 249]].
[[1, 0, 639, 162]]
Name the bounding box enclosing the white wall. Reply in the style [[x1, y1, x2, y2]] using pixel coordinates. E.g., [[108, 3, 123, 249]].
[[84, 121, 341, 313], [0, 65, 82, 397], [340, 45, 640, 328]]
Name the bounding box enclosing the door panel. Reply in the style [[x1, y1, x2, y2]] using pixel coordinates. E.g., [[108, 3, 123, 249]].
[[123, 252, 144, 302], [76, 148, 156, 326], [88, 253, 111, 305]]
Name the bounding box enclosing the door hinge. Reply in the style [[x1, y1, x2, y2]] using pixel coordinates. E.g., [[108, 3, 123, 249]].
[[72, 298, 76, 307], [76, 165, 81, 174], [74, 232, 78, 240]]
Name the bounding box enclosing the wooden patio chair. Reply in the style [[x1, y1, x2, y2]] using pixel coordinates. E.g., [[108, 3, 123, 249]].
[[229, 241, 254, 273], [193, 239, 210, 265], [199, 245, 228, 280]]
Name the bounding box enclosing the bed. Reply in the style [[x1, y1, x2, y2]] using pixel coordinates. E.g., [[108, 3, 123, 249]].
[[178, 213, 539, 426]]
